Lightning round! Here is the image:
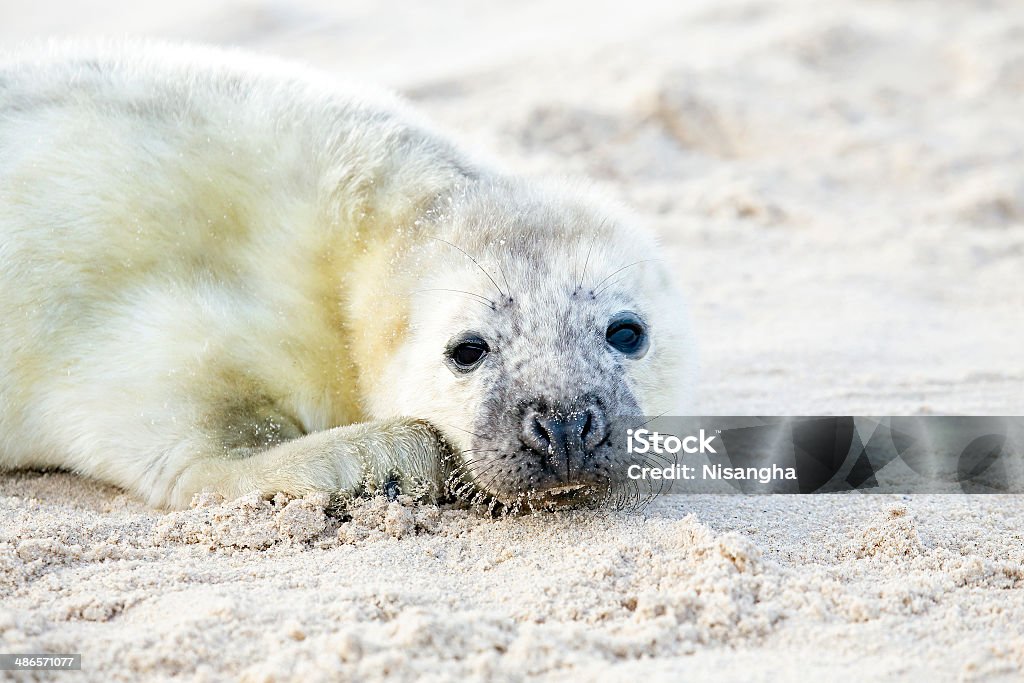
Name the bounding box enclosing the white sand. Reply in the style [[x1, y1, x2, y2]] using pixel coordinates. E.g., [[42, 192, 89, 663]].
[[1, 0, 1023, 680]]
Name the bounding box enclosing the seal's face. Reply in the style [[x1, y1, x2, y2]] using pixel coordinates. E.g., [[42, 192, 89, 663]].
[[375, 180, 694, 508], [439, 289, 650, 507]]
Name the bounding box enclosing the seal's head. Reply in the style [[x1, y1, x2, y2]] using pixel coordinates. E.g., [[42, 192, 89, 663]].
[[370, 178, 694, 508]]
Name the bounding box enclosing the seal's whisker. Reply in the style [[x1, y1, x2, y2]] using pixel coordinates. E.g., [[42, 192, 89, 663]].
[[477, 465, 510, 502], [625, 478, 649, 511], [477, 465, 504, 491], [593, 275, 632, 297], [412, 288, 496, 309], [576, 232, 598, 292], [443, 460, 479, 488], [450, 457, 503, 497], [445, 455, 498, 492], [434, 421, 490, 441], [452, 456, 487, 470], [636, 449, 675, 468], [427, 236, 506, 298], [495, 259, 513, 302], [629, 410, 669, 432], [606, 466, 660, 512], [591, 258, 663, 295]]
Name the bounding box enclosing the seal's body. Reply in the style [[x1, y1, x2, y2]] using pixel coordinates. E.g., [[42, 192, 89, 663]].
[[0, 42, 693, 509]]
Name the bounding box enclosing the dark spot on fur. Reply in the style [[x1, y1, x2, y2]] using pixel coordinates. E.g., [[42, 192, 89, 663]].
[[203, 369, 306, 454]]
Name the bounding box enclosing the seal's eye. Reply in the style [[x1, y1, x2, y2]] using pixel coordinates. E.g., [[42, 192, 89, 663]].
[[606, 314, 649, 358], [446, 334, 490, 372]]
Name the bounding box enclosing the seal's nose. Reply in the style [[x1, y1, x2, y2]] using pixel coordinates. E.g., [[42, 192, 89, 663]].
[[521, 399, 608, 478]]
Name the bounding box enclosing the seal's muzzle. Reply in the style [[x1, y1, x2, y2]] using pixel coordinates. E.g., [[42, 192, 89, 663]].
[[519, 396, 609, 484]]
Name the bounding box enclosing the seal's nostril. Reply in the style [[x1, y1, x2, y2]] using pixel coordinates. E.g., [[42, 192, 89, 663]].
[[533, 416, 551, 451], [521, 409, 554, 454], [580, 411, 594, 442], [521, 400, 609, 463], [580, 404, 608, 453]]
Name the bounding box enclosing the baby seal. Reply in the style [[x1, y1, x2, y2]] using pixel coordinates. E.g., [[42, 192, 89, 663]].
[[0, 42, 693, 510]]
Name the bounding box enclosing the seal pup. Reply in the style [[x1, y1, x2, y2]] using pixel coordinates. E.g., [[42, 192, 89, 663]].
[[0, 42, 694, 509]]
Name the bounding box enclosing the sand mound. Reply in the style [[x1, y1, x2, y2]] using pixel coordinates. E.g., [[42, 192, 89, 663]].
[[154, 491, 334, 550], [2, 473, 1024, 681]]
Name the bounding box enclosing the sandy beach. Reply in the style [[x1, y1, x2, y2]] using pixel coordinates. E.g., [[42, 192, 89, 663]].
[[1, 0, 1023, 680]]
